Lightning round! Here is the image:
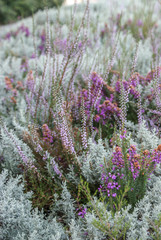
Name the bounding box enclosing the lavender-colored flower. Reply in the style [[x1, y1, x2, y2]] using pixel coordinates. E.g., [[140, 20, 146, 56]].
[[112, 146, 124, 168], [137, 19, 143, 27], [18, 25, 30, 37], [58, 109, 76, 154], [43, 151, 48, 161], [35, 144, 43, 153], [99, 165, 121, 198], [31, 53, 36, 59], [112, 193, 117, 197], [51, 158, 62, 178], [26, 70, 34, 91], [38, 30, 46, 53], [20, 60, 28, 72], [53, 39, 67, 53], [78, 208, 87, 218], [5, 24, 30, 40], [120, 130, 126, 139], [112, 174, 117, 180], [5, 32, 12, 40]]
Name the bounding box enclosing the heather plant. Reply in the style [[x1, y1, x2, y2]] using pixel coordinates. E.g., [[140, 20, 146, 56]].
[[125, 0, 156, 41], [0, 0, 161, 239], [77, 166, 161, 239], [126, 166, 161, 240], [77, 130, 161, 213], [78, 178, 131, 239]]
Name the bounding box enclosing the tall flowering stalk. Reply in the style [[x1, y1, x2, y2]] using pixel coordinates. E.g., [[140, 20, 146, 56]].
[[130, 42, 139, 83], [0, 117, 38, 172], [58, 106, 76, 155], [50, 158, 62, 178], [119, 72, 129, 130], [104, 37, 118, 81], [153, 65, 161, 134], [81, 97, 88, 149], [25, 70, 35, 121], [136, 92, 142, 126]]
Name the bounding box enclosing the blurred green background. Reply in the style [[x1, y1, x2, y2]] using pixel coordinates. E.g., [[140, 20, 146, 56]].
[[0, 0, 64, 24]]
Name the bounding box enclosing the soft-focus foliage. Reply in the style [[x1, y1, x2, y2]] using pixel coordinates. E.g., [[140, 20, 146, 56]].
[[0, 0, 64, 24]]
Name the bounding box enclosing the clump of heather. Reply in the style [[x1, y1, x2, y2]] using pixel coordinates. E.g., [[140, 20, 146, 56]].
[[4, 25, 30, 40], [98, 141, 161, 211], [71, 71, 120, 139], [0, 0, 161, 239]]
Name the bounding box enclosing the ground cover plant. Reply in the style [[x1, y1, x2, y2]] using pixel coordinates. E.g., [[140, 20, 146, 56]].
[[0, 0, 161, 239]]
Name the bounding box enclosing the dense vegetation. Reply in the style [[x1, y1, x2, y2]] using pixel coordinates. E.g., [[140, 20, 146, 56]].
[[0, 0, 161, 239], [0, 0, 64, 24]]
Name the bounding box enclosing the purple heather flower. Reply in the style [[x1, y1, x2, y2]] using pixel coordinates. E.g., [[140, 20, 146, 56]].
[[84, 232, 88, 236], [53, 39, 67, 53], [20, 60, 28, 72], [112, 146, 124, 169], [99, 168, 121, 198], [5, 32, 12, 40], [42, 124, 53, 144], [31, 53, 36, 59], [78, 208, 87, 218], [38, 30, 46, 53], [51, 158, 62, 178], [18, 25, 30, 37], [36, 144, 43, 153], [112, 174, 117, 180], [78, 41, 82, 48], [59, 111, 76, 154], [112, 193, 117, 197], [137, 19, 143, 27], [26, 70, 34, 91], [43, 151, 48, 161], [120, 130, 126, 139], [39, 45, 45, 52]]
